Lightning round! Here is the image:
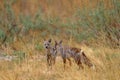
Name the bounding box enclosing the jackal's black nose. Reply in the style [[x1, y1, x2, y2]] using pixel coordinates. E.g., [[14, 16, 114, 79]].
[[46, 46, 48, 49]]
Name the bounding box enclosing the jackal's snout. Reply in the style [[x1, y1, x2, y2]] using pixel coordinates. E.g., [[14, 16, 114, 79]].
[[44, 39, 52, 49]]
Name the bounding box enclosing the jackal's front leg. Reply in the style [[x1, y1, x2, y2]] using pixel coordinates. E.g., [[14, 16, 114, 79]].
[[63, 58, 66, 70], [46, 54, 51, 67], [52, 57, 56, 65]]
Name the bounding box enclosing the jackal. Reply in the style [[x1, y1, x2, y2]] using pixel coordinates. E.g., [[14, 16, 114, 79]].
[[44, 39, 57, 69], [56, 40, 94, 69]]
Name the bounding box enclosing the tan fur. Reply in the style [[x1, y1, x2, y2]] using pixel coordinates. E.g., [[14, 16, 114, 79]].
[[56, 40, 94, 69]]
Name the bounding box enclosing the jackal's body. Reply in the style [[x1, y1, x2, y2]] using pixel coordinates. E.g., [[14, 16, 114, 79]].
[[44, 39, 57, 68], [56, 40, 94, 69]]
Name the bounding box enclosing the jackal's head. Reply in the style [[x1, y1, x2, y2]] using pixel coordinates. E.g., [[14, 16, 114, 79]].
[[55, 40, 63, 52], [51, 42, 58, 56], [55, 40, 62, 47], [43, 39, 52, 49]]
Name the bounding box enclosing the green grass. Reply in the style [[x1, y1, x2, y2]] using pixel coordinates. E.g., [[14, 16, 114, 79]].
[[0, 0, 120, 48]]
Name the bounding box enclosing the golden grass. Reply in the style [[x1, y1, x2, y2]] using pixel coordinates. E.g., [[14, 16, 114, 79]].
[[0, 42, 120, 80]]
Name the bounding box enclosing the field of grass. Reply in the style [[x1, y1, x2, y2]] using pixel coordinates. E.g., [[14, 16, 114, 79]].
[[0, 0, 120, 80], [0, 44, 120, 80]]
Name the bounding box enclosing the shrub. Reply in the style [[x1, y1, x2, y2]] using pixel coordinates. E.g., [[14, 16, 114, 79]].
[[12, 51, 25, 63], [0, 29, 5, 42]]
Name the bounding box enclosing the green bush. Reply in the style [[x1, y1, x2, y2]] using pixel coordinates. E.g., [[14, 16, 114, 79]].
[[0, 0, 119, 48], [12, 51, 25, 63], [71, 0, 120, 47], [35, 43, 44, 51], [0, 29, 5, 41]]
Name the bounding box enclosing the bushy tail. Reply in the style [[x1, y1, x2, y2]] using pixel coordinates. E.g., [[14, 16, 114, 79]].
[[81, 52, 94, 68]]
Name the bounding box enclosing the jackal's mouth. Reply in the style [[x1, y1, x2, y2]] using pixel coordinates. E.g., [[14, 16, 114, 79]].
[[45, 46, 48, 49]]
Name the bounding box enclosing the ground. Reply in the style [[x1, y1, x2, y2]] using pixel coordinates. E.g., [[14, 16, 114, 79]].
[[0, 45, 119, 80]]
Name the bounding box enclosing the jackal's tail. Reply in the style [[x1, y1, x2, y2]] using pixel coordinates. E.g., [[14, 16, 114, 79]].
[[81, 51, 94, 68]]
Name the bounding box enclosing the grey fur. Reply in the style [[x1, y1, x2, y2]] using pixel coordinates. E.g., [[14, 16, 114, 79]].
[[56, 40, 94, 69], [44, 39, 57, 69]]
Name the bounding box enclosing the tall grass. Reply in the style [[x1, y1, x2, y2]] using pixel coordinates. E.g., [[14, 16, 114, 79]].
[[0, 0, 119, 46]]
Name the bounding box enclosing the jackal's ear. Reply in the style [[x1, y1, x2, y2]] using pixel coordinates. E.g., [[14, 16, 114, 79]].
[[55, 41, 58, 45], [48, 39, 52, 43], [59, 40, 62, 44], [55, 41, 58, 48]]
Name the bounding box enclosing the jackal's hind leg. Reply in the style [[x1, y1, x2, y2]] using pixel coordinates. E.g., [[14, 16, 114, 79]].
[[75, 56, 84, 69], [67, 58, 72, 66]]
